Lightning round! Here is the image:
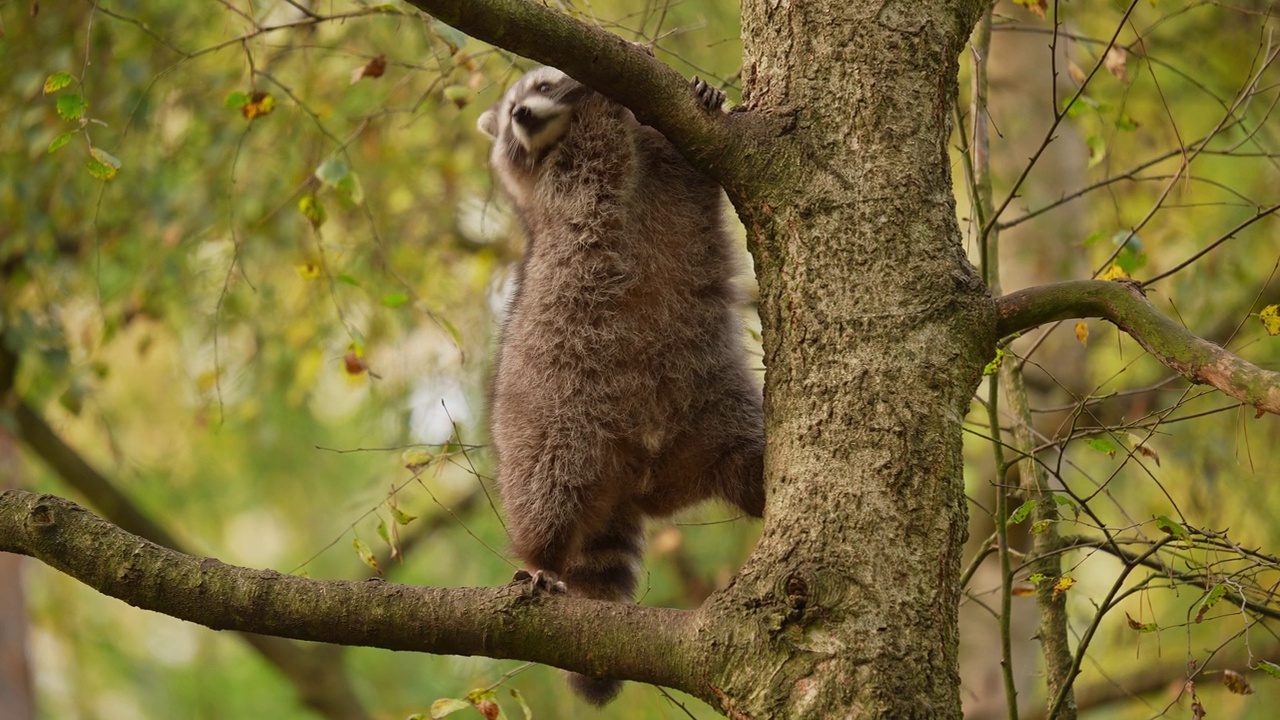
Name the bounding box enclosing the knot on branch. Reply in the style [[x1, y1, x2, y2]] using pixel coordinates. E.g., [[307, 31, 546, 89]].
[[29, 496, 56, 529]]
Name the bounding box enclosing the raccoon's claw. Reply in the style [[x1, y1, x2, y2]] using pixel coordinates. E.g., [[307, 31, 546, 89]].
[[691, 76, 726, 113], [512, 568, 568, 594]]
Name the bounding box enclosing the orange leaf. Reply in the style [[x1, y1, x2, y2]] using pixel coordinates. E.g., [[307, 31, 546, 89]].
[[1074, 320, 1088, 347]]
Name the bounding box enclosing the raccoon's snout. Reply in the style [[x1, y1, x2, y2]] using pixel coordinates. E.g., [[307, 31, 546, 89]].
[[513, 105, 543, 131]]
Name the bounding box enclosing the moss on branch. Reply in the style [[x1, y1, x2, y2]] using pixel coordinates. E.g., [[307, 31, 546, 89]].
[[0, 489, 698, 692]]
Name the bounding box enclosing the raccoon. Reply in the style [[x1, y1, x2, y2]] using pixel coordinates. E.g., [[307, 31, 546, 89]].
[[478, 67, 764, 705]]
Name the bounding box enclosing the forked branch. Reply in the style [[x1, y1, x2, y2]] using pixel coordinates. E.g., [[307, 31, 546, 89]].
[[400, 0, 783, 192], [996, 280, 1280, 415]]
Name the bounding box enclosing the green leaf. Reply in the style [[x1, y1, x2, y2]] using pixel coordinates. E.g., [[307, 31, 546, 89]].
[[402, 447, 433, 471], [1028, 572, 1048, 585], [1260, 661, 1280, 678], [1061, 94, 1098, 118], [1195, 583, 1227, 623], [44, 72, 74, 94], [389, 505, 417, 525], [465, 689, 497, 704], [224, 91, 250, 110], [59, 384, 85, 416], [1086, 437, 1117, 457], [337, 171, 364, 205], [376, 517, 390, 545], [443, 85, 470, 108], [1082, 229, 1107, 246], [1030, 519, 1052, 534], [1112, 231, 1148, 273], [1115, 114, 1139, 131], [1154, 515, 1188, 540], [48, 132, 73, 154], [86, 148, 121, 181], [1008, 499, 1036, 525], [1086, 135, 1106, 168], [428, 20, 467, 54], [983, 348, 1005, 376], [381, 292, 410, 308], [336, 273, 361, 287], [56, 94, 87, 121], [430, 698, 472, 718], [315, 156, 350, 186]]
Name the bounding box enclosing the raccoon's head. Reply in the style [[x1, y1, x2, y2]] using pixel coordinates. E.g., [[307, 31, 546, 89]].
[[477, 67, 590, 201]]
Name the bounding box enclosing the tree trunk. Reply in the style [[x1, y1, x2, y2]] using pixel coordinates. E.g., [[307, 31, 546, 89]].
[[695, 0, 995, 716]]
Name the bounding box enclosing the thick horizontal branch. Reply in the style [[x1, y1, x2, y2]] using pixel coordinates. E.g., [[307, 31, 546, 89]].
[[401, 0, 785, 192], [996, 280, 1280, 415], [0, 489, 698, 690]]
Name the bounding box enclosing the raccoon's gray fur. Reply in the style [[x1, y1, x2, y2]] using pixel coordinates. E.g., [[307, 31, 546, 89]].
[[478, 67, 764, 705]]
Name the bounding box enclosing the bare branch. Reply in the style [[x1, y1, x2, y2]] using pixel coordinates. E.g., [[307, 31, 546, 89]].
[[0, 490, 697, 693], [996, 280, 1280, 415]]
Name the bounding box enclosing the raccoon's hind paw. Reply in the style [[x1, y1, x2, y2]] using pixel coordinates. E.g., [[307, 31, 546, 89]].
[[691, 76, 726, 113], [512, 568, 568, 595]]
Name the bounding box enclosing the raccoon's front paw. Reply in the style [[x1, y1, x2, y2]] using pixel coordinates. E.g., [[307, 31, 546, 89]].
[[512, 568, 568, 594], [691, 76, 726, 113]]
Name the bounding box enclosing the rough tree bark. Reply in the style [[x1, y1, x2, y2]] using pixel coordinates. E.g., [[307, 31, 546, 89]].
[[5, 1, 1280, 719]]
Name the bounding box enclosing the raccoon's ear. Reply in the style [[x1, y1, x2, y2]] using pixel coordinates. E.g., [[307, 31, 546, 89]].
[[477, 110, 498, 139]]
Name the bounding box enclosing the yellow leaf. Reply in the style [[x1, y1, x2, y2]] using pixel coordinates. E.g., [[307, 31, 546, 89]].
[[295, 263, 321, 280], [195, 369, 218, 394], [86, 147, 122, 181], [1260, 304, 1280, 336], [1074, 320, 1088, 346], [352, 537, 380, 573], [1099, 263, 1130, 281], [1052, 575, 1076, 599], [1012, 0, 1047, 19], [298, 195, 326, 229], [241, 91, 275, 120]]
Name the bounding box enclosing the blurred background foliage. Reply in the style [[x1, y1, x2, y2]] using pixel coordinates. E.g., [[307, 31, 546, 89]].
[[1, 0, 1279, 718]]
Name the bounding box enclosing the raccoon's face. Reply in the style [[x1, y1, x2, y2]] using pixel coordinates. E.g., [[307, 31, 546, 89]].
[[478, 67, 589, 172]]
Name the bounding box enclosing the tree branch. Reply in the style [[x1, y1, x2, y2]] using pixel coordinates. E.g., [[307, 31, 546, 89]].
[[0, 346, 375, 720], [995, 280, 1280, 415], [0, 490, 699, 694], [401, 0, 786, 193]]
